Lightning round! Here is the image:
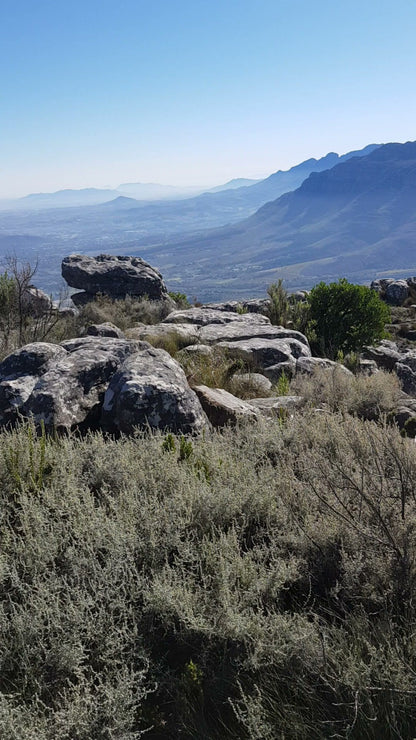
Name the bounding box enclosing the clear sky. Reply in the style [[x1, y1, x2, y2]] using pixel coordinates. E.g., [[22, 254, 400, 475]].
[[2, 0, 416, 198]]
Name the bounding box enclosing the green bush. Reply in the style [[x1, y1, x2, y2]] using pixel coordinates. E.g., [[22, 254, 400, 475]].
[[308, 278, 391, 358]]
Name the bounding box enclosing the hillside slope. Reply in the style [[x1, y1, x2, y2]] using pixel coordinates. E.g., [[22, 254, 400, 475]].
[[157, 141, 416, 300]]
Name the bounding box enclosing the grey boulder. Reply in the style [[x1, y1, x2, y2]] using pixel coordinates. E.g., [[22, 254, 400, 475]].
[[385, 280, 409, 306], [101, 347, 208, 435], [86, 322, 126, 339], [230, 373, 272, 396], [395, 353, 416, 396], [217, 337, 310, 370], [296, 357, 353, 376], [21, 337, 143, 433], [23, 286, 53, 317], [361, 341, 402, 371], [0, 343, 68, 427], [193, 385, 258, 427], [163, 307, 271, 327], [199, 323, 310, 347]]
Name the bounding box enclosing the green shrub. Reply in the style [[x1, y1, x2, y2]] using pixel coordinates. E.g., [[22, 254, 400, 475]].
[[168, 291, 190, 308], [307, 278, 391, 358], [267, 279, 289, 326]]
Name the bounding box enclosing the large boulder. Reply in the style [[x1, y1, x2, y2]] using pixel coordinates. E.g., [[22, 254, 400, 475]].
[[371, 278, 410, 305], [0, 337, 146, 433], [62, 254, 170, 301], [101, 347, 208, 435], [21, 337, 144, 433]]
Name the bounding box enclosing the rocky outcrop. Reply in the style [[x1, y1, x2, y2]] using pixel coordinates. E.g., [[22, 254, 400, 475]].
[[199, 323, 309, 346], [101, 348, 208, 435], [62, 254, 172, 303], [0, 337, 209, 435], [202, 299, 271, 316]]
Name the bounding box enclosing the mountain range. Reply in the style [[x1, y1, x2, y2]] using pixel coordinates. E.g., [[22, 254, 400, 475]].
[[156, 141, 416, 300], [0, 141, 415, 300]]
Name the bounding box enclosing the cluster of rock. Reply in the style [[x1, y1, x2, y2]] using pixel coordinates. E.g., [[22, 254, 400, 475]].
[[0, 336, 207, 435], [0, 303, 321, 435], [62, 254, 174, 308], [2, 252, 416, 436], [371, 277, 416, 306]]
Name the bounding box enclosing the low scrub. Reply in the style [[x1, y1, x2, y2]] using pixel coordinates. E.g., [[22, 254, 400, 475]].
[[292, 365, 402, 419], [0, 409, 416, 738]]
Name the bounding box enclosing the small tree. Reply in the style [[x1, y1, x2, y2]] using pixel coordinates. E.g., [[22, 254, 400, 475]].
[[0, 271, 18, 351], [5, 255, 38, 345], [308, 278, 391, 358]]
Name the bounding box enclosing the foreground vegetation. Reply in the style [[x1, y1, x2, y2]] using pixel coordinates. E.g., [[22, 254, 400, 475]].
[[1, 385, 416, 738], [1, 266, 416, 736]]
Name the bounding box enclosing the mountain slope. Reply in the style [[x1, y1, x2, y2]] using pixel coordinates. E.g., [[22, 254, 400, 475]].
[[155, 142, 416, 300]]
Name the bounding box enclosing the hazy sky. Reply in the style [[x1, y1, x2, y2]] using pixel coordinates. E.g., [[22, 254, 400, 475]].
[[2, 0, 416, 198]]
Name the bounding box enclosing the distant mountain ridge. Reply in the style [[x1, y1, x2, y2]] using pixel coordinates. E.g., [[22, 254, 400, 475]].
[[0, 140, 408, 302], [157, 141, 416, 300]]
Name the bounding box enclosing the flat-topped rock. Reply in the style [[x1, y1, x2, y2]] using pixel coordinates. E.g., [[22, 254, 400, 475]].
[[199, 323, 310, 347], [193, 385, 258, 427], [62, 254, 170, 300], [163, 307, 271, 326]]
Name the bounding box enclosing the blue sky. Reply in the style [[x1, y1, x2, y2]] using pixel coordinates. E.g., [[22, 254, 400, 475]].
[[2, 0, 416, 197]]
